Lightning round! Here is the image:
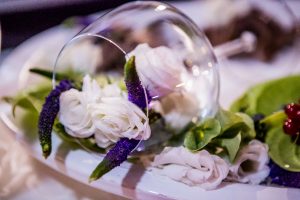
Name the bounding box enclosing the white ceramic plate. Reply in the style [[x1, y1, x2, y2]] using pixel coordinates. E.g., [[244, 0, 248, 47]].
[[1, 2, 300, 200]]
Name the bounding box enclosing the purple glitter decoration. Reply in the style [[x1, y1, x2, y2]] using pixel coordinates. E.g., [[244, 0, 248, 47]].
[[127, 82, 151, 109], [268, 160, 300, 188], [89, 138, 139, 181], [125, 56, 152, 109], [38, 80, 73, 158], [104, 138, 140, 167]]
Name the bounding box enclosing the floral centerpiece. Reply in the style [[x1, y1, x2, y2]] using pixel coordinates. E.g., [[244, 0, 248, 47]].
[[2, 1, 300, 191], [4, 42, 300, 190]]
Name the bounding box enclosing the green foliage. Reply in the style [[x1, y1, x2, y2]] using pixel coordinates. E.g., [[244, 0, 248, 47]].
[[29, 67, 83, 89], [124, 56, 139, 83], [230, 75, 300, 116], [266, 126, 300, 172], [214, 132, 241, 162], [184, 109, 255, 162], [230, 75, 300, 172], [184, 119, 221, 151], [53, 122, 106, 154]]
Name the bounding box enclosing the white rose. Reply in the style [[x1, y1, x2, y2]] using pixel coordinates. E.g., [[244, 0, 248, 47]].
[[127, 43, 184, 97], [152, 91, 199, 129], [59, 75, 150, 147], [59, 75, 101, 138], [91, 97, 151, 148], [227, 140, 270, 184], [151, 146, 229, 190], [101, 83, 124, 98]]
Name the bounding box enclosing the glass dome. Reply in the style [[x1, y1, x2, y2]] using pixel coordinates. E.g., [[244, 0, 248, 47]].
[[53, 1, 220, 151]]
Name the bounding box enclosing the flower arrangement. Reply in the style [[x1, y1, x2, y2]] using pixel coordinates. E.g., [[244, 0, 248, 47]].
[[3, 43, 300, 190]]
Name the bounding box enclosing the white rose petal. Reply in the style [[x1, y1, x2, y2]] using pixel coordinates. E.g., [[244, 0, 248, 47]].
[[227, 140, 270, 184], [81, 75, 102, 102], [152, 146, 229, 190], [59, 88, 96, 138], [101, 83, 124, 97], [128, 43, 184, 97], [91, 97, 151, 148], [153, 92, 199, 129], [94, 129, 118, 148], [59, 75, 113, 138]]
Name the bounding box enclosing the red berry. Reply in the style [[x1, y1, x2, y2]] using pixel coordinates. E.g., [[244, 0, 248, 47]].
[[296, 110, 300, 119], [284, 103, 300, 119], [283, 118, 299, 136]]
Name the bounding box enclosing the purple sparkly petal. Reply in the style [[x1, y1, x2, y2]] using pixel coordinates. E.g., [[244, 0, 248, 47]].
[[125, 56, 152, 109], [105, 138, 140, 166], [39, 80, 73, 158], [127, 83, 151, 109], [89, 138, 139, 181], [268, 160, 300, 188]]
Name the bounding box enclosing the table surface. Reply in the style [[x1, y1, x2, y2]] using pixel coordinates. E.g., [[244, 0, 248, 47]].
[[1, 1, 300, 200]]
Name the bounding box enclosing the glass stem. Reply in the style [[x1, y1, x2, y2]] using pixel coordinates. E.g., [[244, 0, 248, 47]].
[[213, 31, 257, 59]]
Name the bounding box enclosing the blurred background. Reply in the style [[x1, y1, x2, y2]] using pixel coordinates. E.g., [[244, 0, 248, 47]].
[[0, 0, 135, 48]]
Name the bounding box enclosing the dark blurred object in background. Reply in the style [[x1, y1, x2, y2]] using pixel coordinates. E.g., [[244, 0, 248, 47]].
[[204, 8, 297, 61], [0, 0, 137, 48], [199, 0, 299, 61]]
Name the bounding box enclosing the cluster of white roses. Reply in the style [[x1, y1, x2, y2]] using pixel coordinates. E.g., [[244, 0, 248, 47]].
[[152, 140, 270, 190], [59, 75, 151, 148]]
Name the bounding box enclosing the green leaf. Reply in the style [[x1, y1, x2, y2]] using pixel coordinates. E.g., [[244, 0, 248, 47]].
[[230, 75, 300, 116], [12, 96, 39, 117], [30, 67, 81, 81], [29, 67, 83, 89], [184, 119, 221, 151], [217, 109, 242, 134], [124, 56, 139, 83], [53, 122, 78, 143], [266, 126, 300, 172], [29, 68, 70, 81], [15, 109, 39, 143], [77, 138, 106, 154], [217, 132, 242, 162], [28, 84, 52, 100], [216, 109, 255, 139], [53, 122, 106, 154], [230, 95, 250, 113], [256, 76, 300, 115], [236, 112, 256, 139], [260, 111, 286, 129], [167, 122, 196, 147], [184, 130, 197, 150]]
